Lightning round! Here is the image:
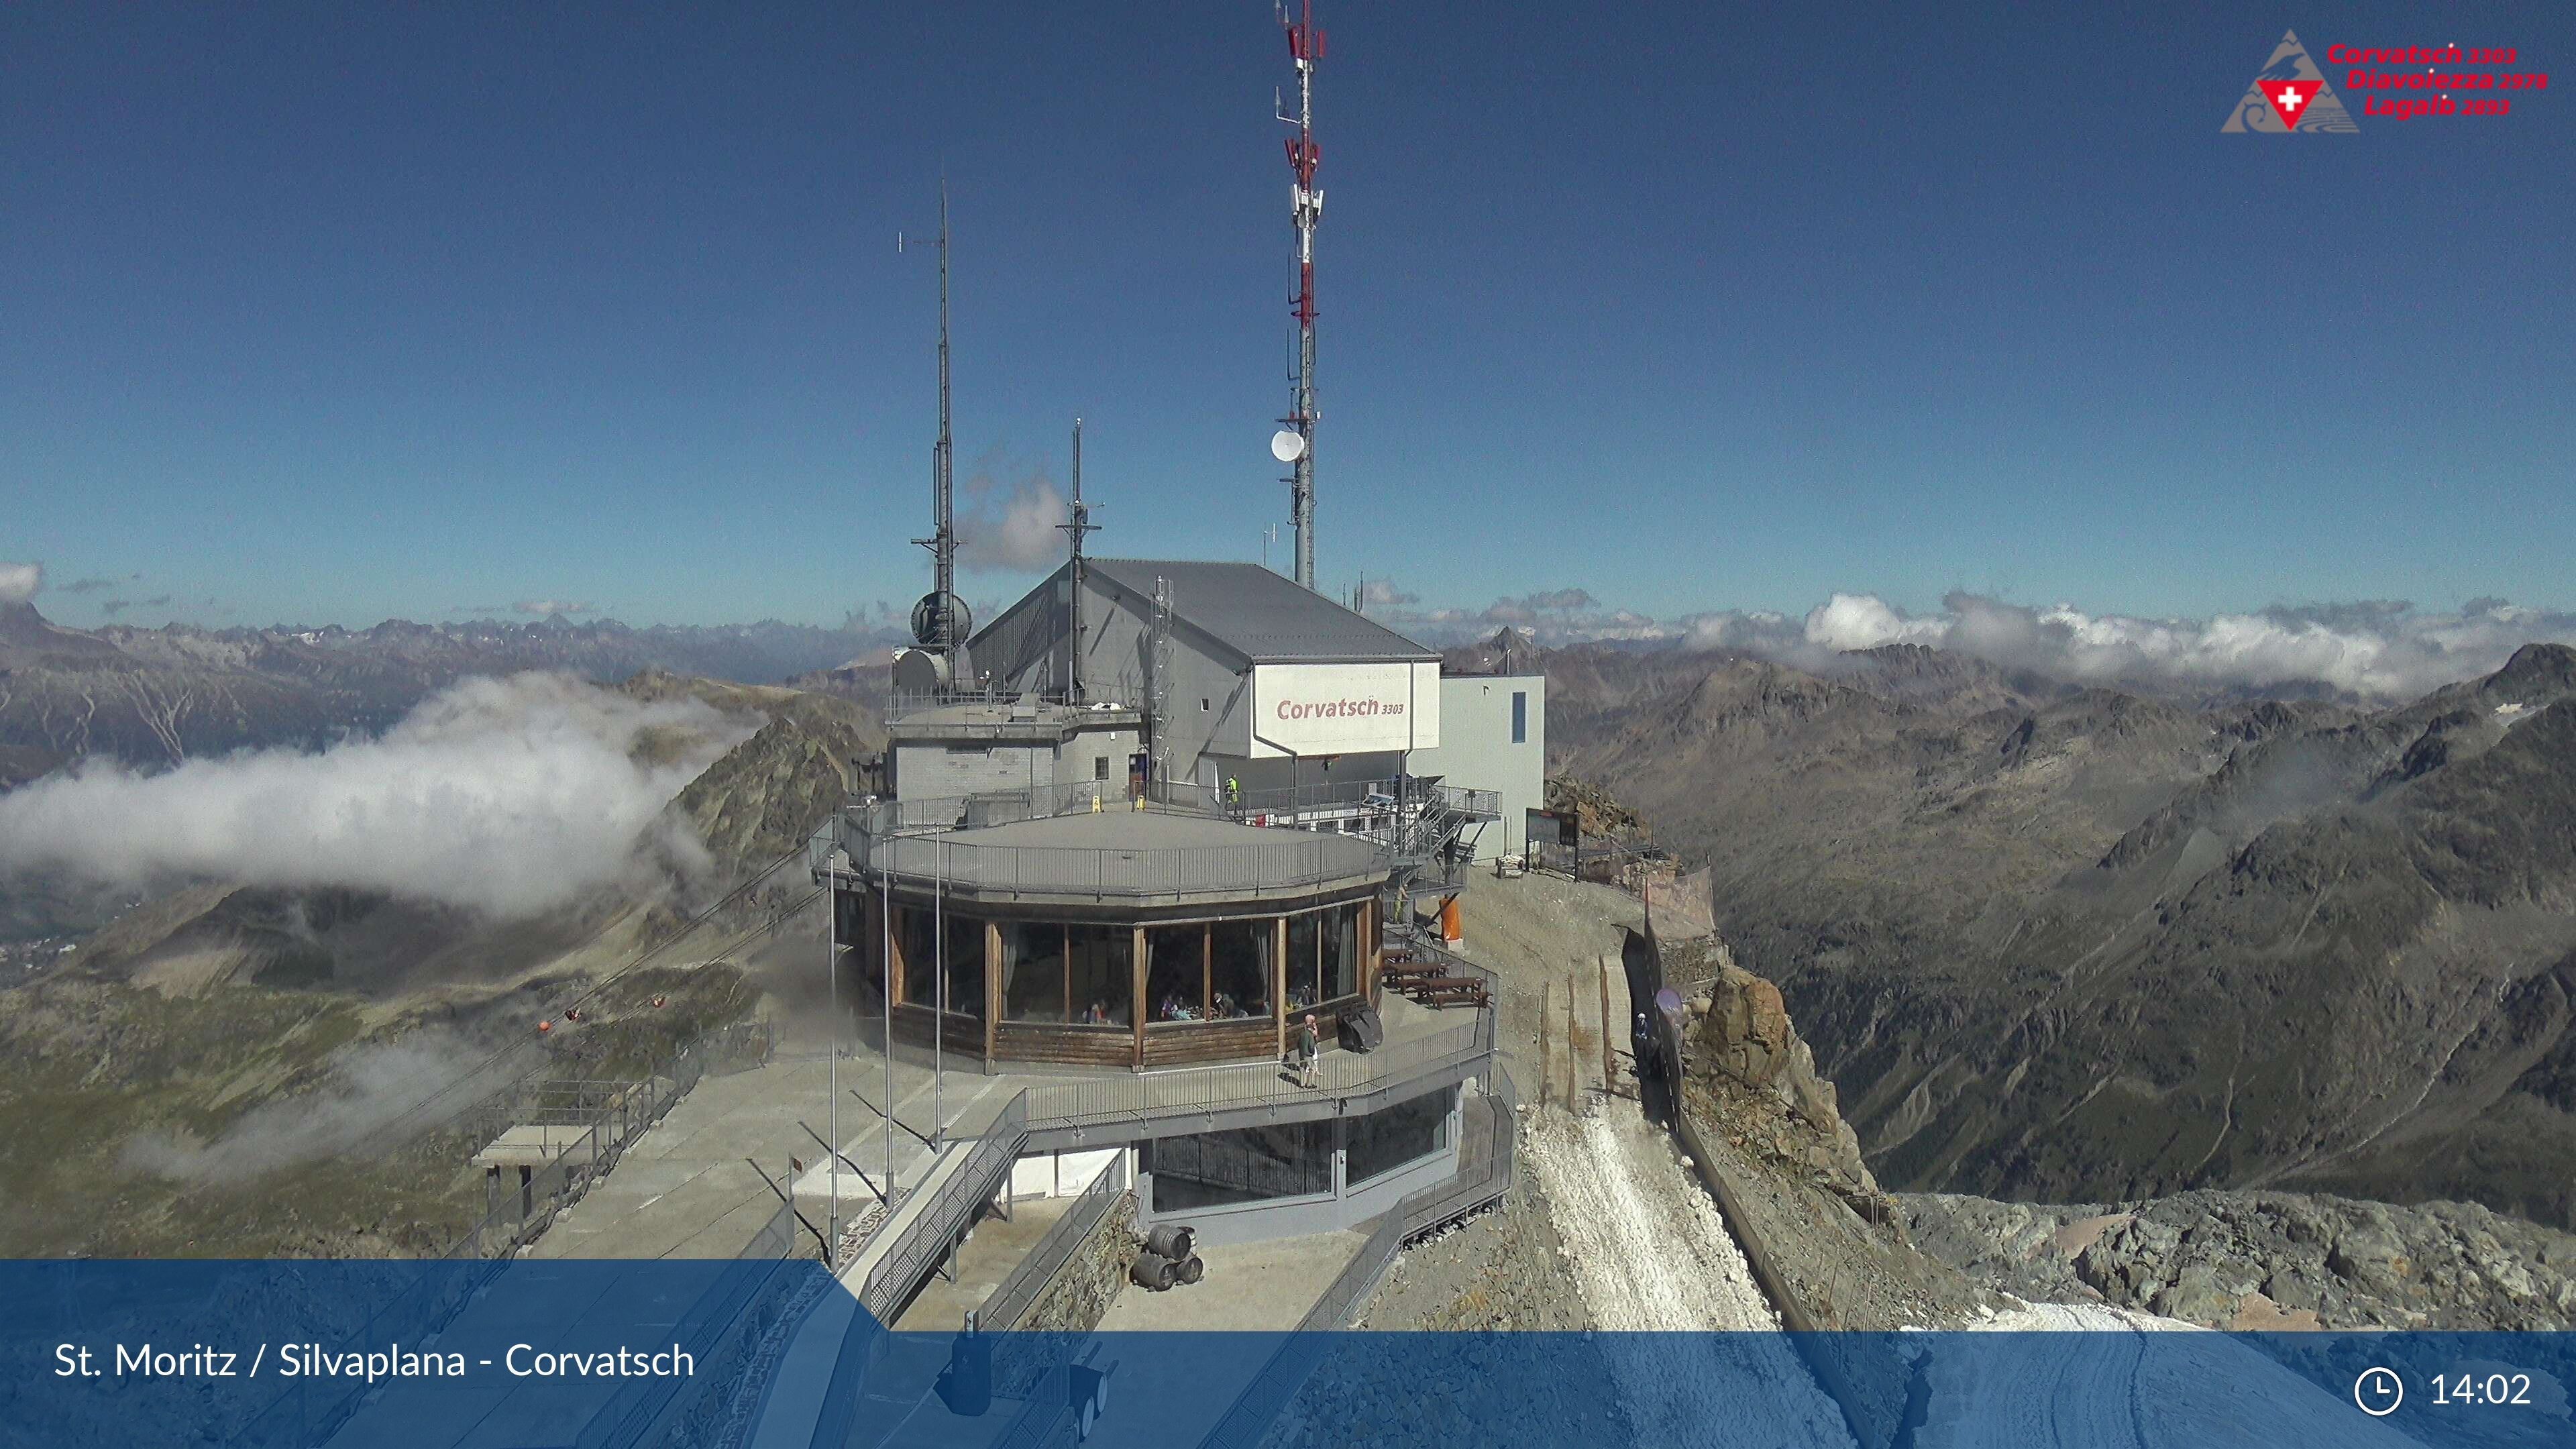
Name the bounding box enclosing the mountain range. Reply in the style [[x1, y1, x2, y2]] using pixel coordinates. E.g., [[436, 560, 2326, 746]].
[[0, 599, 893, 781], [1532, 635, 2576, 1230]]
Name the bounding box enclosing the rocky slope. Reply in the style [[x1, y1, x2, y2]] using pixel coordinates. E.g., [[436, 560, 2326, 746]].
[[1908, 1189, 2576, 1330], [0, 672, 879, 1257], [1548, 639, 2576, 1232]]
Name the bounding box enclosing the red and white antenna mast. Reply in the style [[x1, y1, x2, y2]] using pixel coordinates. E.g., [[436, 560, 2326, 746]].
[[1275, 0, 1323, 590]]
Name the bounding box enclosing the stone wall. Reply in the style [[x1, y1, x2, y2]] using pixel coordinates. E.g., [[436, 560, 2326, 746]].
[[1020, 1191, 1137, 1334]]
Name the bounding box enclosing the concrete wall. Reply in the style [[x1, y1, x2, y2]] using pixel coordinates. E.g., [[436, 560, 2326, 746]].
[[892, 727, 1140, 800], [1409, 675, 1546, 861], [894, 741, 1051, 799]]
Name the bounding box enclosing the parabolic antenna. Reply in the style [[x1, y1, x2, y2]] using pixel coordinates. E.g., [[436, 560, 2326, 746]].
[[1270, 429, 1306, 464]]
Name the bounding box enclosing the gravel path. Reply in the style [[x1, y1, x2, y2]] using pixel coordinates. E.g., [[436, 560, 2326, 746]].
[[1523, 1107, 1776, 1332]]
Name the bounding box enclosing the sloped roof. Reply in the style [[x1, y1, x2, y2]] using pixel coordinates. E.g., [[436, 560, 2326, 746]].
[[1081, 558, 1436, 665]]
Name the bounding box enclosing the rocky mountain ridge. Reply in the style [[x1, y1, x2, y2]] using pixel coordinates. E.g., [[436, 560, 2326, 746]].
[[0, 600, 892, 771], [1542, 637, 2576, 1232]]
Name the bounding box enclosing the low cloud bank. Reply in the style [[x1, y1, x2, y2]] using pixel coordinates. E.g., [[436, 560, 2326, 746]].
[[1679, 593, 2576, 699], [1365, 582, 2576, 700], [0, 561, 40, 603], [0, 674, 753, 917], [123, 1030, 510, 1183]]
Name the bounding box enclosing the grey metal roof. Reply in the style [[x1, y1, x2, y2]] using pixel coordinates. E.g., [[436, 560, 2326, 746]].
[[1081, 558, 1436, 665]]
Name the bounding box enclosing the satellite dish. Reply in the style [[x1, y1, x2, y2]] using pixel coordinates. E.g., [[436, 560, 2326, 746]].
[[1270, 429, 1307, 464], [910, 591, 973, 650]]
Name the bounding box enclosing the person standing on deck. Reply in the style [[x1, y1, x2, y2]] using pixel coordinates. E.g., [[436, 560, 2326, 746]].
[[1293, 1013, 1320, 1087]]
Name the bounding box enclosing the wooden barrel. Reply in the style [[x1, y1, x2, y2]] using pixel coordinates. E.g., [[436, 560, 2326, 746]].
[[1129, 1252, 1177, 1291], [1143, 1224, 1195, 1260], [1178, 1254, 1205, 1285]]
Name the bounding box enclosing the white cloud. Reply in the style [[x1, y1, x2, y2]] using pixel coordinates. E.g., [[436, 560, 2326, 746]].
[[0, 674, 755, 918], [955, 470, 1071, 574], [0, 561, 42, 603], [513, 599, 597, 616], [1676, 592, 2576, 699]]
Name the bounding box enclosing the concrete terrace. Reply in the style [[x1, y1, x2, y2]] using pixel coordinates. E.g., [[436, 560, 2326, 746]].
[[533, 986, 1483, 1262]]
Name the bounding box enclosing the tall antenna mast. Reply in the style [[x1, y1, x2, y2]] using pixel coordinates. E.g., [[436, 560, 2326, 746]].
[[1057, 417, 1099, 702], [904, 183, 969, 672], [1277, 0, 1323, 592]]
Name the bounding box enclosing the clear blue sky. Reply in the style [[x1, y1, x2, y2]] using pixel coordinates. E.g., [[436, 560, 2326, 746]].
[[3, 1, 2569, 630]]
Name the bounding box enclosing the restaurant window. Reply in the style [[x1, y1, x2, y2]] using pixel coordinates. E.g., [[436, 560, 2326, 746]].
[[1287, 903, 1361, 1010], [1511, 690, 1527, 744], [1209, 919, 1270, 1020], [1286, 912, 1319, 1011], [1000, 920, 1068, 1023], [1322, 902, 1358, 1002], [1347, 1087, 1452, 1186], [1146, 1120, 1334, 1211], [943, 913, 986, 1017], [896, 906, 939, 1008], [1146, 924, 1207, 1022], [1065, 923, 1132, 1026]]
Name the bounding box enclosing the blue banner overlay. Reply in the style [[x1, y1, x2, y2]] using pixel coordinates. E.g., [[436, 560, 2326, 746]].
[[5, 1260, 2575, 1448]]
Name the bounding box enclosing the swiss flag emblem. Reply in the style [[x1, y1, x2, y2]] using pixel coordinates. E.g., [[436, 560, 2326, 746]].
[[2265, 79, 2321, 129]]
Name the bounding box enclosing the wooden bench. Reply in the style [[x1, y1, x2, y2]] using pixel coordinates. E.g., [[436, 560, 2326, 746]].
[[1395, 974, 1489, 1009]]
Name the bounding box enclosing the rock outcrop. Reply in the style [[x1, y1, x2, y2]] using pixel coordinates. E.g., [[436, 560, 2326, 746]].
[[1689, 951, 1879, 1205], [1907, 1188, 2576, 1330]]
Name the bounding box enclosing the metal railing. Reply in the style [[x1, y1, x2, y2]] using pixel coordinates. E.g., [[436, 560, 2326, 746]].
[[233, 1027, 757, 1448], [1195, 1066, 1519, 1449], [1022, 1013, 1493, 1140], [857, 1094, 1031, 1324], [848, 975, 1499, 1326], [852, 830, 1387, 900], [1298, 1065, 1517, 1332], [977, 1152, 1132, 1332]]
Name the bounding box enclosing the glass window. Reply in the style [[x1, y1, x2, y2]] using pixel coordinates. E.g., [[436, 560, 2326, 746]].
[[1322, 902, 1358, 1002], [1285, 904, 1360, 1010], [1000, 920, 1067, 1023], [945, 913, 986, 1018], [1065, 923, 1132, 1026], [1348, 1087, 1452, 1185], [1511, 690, 1527, 744], [896, 906, 938, 1008], [1209, 920, 1269, 1020], [1146, 924, 1206, 1021], [1147, 1121, 1333, 1210], [1285, 912, 1319, 1011]]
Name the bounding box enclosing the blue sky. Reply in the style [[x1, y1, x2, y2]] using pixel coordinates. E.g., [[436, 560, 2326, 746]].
[[3, 1, 2570, 633]]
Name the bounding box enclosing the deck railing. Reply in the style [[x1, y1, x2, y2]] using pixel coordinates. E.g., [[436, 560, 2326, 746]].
[[857, 1095, 1031, 1324], [1194, 1065, 1519, 1449]]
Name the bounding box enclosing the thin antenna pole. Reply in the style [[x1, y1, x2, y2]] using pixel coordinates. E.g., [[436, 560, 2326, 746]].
[[935, 182, 953, 606], [908, 183, 961, 657], [1058, 417, 1098, 703], [828, 865, 839, 1262], [1278, 0, 1323, 590], [932, 843, 945, 1148], [881, 868, 893, 1202]]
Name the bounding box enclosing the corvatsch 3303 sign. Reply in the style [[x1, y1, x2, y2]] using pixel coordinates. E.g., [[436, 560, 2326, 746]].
[[1249, 661, 1440, 757]]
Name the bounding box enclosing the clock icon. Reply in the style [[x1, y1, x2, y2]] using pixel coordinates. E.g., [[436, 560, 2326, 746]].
[[2355, 1366, 2404, 1417]]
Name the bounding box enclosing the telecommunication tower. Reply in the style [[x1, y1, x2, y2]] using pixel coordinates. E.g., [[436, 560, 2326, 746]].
[[904, 184, 969, 669], [1275, 0, 1324, 591], [1057, 418, 1099, 702]]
